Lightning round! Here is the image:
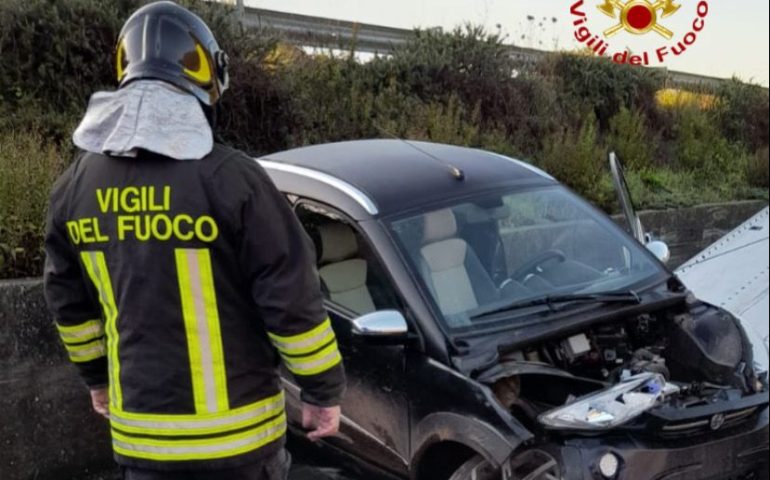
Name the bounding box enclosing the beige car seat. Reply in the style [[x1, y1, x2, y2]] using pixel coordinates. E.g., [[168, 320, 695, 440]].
[[317, 223, 376, 315], [419, 209, 499, 316]]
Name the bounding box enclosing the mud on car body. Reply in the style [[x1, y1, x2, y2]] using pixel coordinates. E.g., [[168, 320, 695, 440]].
[[256, 140, 770, 480]]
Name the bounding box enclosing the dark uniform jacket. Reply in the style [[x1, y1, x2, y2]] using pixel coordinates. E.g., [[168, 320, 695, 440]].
[[44, 144, 345, 470]]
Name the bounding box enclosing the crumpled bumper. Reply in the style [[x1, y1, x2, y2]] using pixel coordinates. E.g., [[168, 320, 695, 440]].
[[555, 408, 769, 480]]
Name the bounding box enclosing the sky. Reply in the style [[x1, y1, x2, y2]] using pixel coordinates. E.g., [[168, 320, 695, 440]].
[[242, 0, 770, 86]]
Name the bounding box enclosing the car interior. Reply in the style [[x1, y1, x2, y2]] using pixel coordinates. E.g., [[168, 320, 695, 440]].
[[418, 209, 507, 316], [296, 205, 400, 317], [391, 192, 639, 327], [295, 190, 641, 328]]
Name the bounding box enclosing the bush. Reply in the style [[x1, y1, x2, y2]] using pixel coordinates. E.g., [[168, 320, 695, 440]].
[[747, 147, 769, 189], [607, 108, 654, 170], [0, 131, 65, 278], [0, 0, 135, 141], [672, 106, 749, 179], [539, 114, 612, 208], [407, 95, 481, 145], [388, 25, 516, 112], [547, 54, 663, 130], [714, 79, 770, 151]]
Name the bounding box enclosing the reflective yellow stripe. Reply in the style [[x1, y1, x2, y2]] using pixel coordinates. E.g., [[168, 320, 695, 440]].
[[182, 43, 213, 84], [112, 412, 287, 461], [63, 338, 107, 363], [175, 248, 229, 414], [268, 318, 336, 355], [110, 391, 284, 437], [281, 341, 343, 377], [268, 318, 342, 377], [56, 319, 104, 344], [81, 251, 122, 409]]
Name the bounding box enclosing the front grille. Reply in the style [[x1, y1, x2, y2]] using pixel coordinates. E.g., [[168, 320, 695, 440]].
[[656, 407, 759, 439]]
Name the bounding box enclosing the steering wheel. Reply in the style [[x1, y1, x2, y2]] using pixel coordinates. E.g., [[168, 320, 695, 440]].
[[511, 249, 567, 282]]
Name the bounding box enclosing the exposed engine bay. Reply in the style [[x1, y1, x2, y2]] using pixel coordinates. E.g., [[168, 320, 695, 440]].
[[479, 302, 769, 434]]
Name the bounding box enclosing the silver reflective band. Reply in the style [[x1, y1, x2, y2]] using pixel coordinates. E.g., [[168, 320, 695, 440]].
[[283, 345, 342, 375], [110, 392, 284, 435], [112, 414, 287, 460], [175, 248, 228, 414], [66, 340, 107, 362], [57, 320, 104, 344], [258, 159, 379, 215], [270, 325, 335, 355]]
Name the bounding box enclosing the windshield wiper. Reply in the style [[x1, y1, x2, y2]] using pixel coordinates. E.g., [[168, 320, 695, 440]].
[[470, 290, 642, 320]]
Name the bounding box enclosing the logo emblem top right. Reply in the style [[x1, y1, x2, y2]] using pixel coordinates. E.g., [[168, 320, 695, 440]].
[[598, 0, 682, 39]]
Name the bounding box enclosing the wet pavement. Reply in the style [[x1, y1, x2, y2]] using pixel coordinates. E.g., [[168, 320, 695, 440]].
[[85, 467, 357, 480], [82, 436, 379, 480], [85, 463, 360, 480], [290, 466, 358, 480]]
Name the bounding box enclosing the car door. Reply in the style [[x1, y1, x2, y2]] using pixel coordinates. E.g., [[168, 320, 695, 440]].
[[284, 201, 411, 476], [610, 152, 671, 264]]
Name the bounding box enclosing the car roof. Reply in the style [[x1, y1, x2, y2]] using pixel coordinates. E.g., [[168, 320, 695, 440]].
[[258, 139, 557, 219]]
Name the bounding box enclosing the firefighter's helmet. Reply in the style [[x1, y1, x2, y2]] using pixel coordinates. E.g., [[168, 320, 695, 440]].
[[116, 1, 229, 106]]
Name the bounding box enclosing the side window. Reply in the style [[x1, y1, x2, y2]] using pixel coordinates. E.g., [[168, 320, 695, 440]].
[[295, 203, 400, 317]]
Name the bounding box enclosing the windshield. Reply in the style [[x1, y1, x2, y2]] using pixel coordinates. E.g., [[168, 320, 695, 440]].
[[389, 186, 667, 332]]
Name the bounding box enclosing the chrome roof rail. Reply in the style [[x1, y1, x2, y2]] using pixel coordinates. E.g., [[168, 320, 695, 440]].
[[257, 159, 380, 215], [485, 151, 555, 180]]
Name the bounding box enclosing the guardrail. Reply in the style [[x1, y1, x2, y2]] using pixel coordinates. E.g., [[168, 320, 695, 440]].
[[239, 5, 732, 90]]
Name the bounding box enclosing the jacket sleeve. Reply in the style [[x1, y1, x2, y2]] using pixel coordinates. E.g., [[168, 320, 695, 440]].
[[216, 155, 346, 407], [43, 171, 109, 389]]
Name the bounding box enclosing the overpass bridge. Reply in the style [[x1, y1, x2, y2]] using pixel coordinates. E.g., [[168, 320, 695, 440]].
[[238, 5, 732, 90]]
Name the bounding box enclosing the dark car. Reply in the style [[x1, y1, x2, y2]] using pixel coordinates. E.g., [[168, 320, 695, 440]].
[[257, 140, 769, 480]]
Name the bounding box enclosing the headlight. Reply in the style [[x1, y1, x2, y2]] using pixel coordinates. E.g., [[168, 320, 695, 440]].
[[538, 373, 678, 430]]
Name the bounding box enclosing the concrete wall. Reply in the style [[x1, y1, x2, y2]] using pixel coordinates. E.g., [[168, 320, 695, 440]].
[[0, 200, 766, 480], [637, 201, 769, 268]]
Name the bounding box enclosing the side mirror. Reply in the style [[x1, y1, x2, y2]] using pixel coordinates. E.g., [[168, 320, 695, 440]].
[[646, 240, 671, 264], [352, 310, 409, 344]]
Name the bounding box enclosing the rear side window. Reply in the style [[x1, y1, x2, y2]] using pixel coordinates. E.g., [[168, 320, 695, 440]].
[[295, 204, 400, 317]]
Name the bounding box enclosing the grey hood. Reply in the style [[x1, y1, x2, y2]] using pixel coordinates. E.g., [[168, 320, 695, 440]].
[[73, 80, 213, 160]]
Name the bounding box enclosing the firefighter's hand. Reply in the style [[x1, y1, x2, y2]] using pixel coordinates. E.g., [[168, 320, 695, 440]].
[[90, 387, 110, 419], [301, 403, 341, 442]]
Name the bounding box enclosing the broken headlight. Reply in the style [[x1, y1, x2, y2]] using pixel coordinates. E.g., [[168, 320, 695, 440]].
[[538, 373, 679, 430]]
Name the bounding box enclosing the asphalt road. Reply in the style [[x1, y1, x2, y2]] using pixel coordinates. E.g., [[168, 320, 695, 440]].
[[85, 463, 359, 480], [83, 437, 373, 480], [85, 466, 357, 480]]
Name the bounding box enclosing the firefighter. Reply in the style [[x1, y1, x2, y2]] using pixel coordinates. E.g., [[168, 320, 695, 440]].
[[43, 2, 345, 479]]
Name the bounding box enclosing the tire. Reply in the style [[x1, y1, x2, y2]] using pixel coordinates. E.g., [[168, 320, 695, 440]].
[[448, 455, 497, 480], [448, 450, 561, 480]]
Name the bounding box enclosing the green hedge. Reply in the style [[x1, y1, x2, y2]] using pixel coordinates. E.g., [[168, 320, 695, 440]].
[[0, 131, 64, 277], [0, 0, 768, 279]]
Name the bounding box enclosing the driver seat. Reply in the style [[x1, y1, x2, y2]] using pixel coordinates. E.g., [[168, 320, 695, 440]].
[[419, 209, 500, 315]]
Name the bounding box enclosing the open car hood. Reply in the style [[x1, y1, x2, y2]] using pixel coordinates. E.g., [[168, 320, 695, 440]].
[[676, 207, 770, 371]]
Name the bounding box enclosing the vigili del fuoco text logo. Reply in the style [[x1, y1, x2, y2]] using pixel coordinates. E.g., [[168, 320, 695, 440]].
[[570, 0, 710, 66]]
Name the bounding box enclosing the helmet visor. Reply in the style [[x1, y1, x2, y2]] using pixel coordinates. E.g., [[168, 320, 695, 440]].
[[117, 16, 214, 88]]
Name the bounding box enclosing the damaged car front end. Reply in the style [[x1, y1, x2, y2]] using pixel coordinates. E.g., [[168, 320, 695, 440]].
[[259, 141, 769, 480], [466, 289, 769, 480]]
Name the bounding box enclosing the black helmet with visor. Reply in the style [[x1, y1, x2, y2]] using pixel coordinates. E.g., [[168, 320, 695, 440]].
[[116, 1, 229, 106]]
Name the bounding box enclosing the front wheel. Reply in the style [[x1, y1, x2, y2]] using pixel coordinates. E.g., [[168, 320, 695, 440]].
[[449, 450, 561, 480], [448, 455, 497, 480]]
